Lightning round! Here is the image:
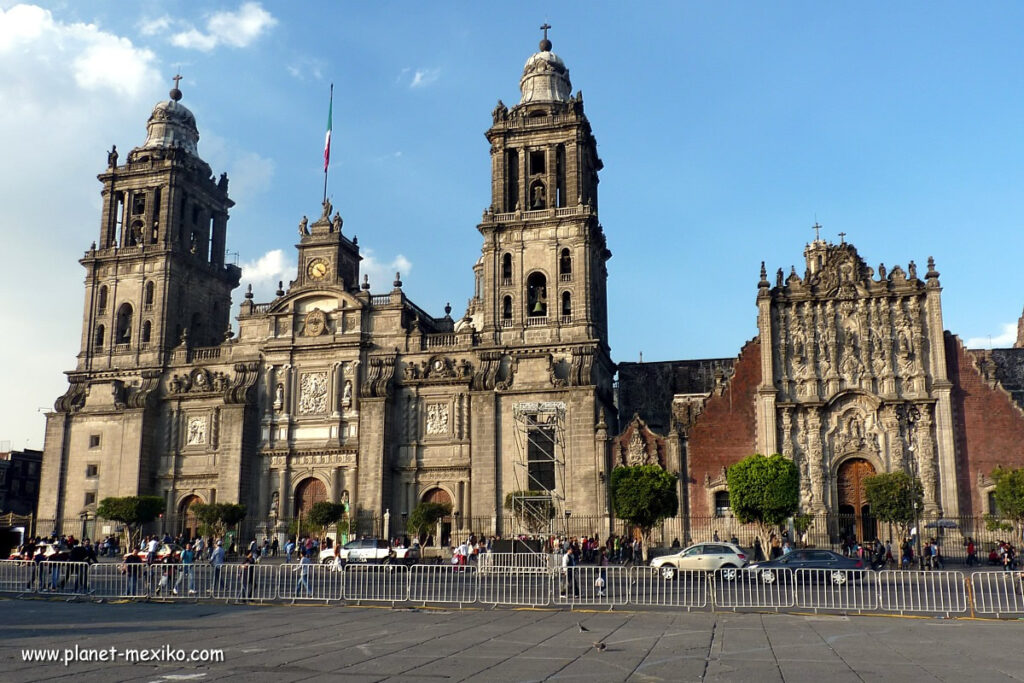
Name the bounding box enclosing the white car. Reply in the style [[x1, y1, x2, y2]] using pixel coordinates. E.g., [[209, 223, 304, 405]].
[[318, 539, 418, 565], [649, 542, 748, 580]]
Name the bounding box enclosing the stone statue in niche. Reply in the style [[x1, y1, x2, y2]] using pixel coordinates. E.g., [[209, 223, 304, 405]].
[[273, 383, 284, 411], [342, 380, 352, 408], [269, 491, 279, 517]]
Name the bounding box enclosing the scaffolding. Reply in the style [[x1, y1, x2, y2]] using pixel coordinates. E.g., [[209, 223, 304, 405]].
[[510, 401, 568, 537]]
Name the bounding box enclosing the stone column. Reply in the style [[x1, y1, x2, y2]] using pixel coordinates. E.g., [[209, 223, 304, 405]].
[[806, 407, 826, 513], [916, 406, 940, 515], [756, 287, 777, 454]]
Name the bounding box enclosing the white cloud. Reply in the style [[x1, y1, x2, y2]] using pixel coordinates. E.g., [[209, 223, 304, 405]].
[[360, 249, 413, 292], [225, 151, 274, 205], [170, 2, 276, 52], [0, 4, 163, 450], [240, 249, 293, 285], [966, 322, 1018, 349], [409, 67, 440, 89], [137, 15, 171, 36]]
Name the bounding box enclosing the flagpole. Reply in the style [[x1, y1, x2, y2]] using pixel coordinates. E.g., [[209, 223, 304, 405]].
[[323, 83, 333, 205]]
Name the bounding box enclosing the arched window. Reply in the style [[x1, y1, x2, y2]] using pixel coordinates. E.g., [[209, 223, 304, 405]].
[[115, 304, 133, 344], [141, 320, 152, 344], [97, 285, 108, 313], [501, 253, 512, 285], [94, 325, 105, 348], [561, 291, 572, 320], [144, 282, 155, 309], [559, 249, 572, 280], [502, 296, 513, 325], [526, 272, 547, 318], [714, 491, 731, 517]]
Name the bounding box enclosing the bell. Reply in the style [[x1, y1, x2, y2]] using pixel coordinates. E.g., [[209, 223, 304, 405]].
[[532, 300, 546, 315]]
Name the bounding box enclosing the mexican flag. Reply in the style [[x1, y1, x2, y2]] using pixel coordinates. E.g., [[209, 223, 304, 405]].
[[323, 85, 333, 172]]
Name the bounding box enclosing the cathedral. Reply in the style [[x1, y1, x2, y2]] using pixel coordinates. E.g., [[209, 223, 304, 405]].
[[38, 33, 1024, 543]]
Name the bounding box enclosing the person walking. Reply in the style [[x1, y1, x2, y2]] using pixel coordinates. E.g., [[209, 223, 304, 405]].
[[209, 540, 226, 594], [965, 538, 977, 567], [174, 543, 196, 595], [238, 551, 256, 599], [293, 552, 313, 596], [561, 546, 579, 597]]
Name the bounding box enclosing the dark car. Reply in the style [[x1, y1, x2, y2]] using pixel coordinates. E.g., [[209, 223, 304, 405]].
[[746, 549, 867, 585]]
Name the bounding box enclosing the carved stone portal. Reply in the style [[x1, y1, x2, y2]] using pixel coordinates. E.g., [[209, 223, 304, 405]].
[[299, 372, 329, 414]]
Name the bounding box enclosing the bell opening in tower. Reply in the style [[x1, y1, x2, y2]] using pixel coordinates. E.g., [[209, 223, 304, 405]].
[[527, 272, 547, 317]]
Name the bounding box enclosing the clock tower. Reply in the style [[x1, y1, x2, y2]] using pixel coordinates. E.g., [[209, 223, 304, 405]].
[[294, 199, 361, 291]]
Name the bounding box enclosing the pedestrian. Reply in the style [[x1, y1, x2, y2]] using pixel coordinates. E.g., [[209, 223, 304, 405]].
[[174, 543, 196, 595], [271, 537, 279, 557], [146, 536, 159, 565], [209, 539, 225, 593], [238, 551, 256, 599], [293, 551, 312, 596], [965, 538, 977, 567], [561, 545, 579, 597], [285, 538, 296, 563]]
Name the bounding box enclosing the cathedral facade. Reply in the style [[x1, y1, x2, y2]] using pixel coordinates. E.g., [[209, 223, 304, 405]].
[[38, 34, 1024, 542], [38, 36, 616, 539]]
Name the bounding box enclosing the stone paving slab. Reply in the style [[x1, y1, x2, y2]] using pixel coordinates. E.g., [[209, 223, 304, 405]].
[[3, 599, 1024, 682]]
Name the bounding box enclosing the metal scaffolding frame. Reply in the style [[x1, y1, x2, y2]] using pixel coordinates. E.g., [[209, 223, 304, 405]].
[[510, 401, 568, 537]]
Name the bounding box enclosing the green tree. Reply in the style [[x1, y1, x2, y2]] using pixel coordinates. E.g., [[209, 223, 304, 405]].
[[96, 495, 165, 550], [609, 465, 679, 561], [191, 502, 247, 539], [307, 501, 348, 541], [407, 502, 451, 542], [504, 490, 555, 533], [863, 471, 923, 541], [991, 466, 1024, 537], [726, 454, 799, 552]]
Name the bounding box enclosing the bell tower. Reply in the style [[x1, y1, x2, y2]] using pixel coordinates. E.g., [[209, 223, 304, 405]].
[[81, 78, 240, 371], [477, 29, 610, 347]]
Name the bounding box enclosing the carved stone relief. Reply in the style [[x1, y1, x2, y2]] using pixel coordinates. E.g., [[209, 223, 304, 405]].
[[425, 402, 450, 436], [186, 415, 207, 446], [298, 371, 329, 414]]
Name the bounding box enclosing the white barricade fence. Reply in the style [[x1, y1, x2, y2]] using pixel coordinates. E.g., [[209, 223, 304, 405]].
[[629, 567, 709, 610], [93, 561, 151, 599], [478, 566, 552, 606], [876, 570, 966, 615], [477, 552, 556, 575], [343, 564, 409, 603], [279, 563, 344, 602], [0, 560, 40, 594], [793, 568, 878, 612], [970, 571, 1024, 616], [551, 565, 628, 608], [714, 568, 795, 609], [203, 563, 279, 602], [409, 565, 478, 605]]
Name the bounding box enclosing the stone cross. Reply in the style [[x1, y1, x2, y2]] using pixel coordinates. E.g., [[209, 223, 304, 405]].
[[838, 231, 846, 244], [812, 222, 822, 241], [172, 74, 183, 89], [540, 23, 551, 40]]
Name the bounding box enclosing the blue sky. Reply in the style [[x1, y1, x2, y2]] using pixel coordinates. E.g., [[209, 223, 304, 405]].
[[2, 1, 1023, 450]]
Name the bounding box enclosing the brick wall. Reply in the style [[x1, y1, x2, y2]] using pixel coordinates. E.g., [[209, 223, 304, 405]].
[[685, 339, 761, 516], [946, 333, 1024, 515]]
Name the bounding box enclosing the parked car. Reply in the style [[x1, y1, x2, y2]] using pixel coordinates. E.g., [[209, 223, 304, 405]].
[[318, 539, 419, 565], [649, 542, 748, 580], [124, 543, 183, 563], [746, 549, 866, 584]]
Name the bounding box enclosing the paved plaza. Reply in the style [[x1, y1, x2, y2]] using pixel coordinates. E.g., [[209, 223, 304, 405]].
[[2, 599, 1024, 682]]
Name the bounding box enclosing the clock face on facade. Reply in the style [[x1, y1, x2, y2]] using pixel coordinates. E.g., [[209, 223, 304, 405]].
[[307, 258, 328, 280]]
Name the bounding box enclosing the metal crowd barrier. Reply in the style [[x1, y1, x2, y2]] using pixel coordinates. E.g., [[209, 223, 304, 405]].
[[971, 571, 1024, 616], [877, 570, 967, 616], [343, 564, 408, 603], [793, 568, 878, 613], [714, 568, 795, 610], [279, 563, 344, 602], [551, 565, 628, 608], [478, 565, 551, 606], [477, 552, 555, 574], [629, 567, 708, 610], [0, 560, 1011, 618], [409, 565, 478, 606]]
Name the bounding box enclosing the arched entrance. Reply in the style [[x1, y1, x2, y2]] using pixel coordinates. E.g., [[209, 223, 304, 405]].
[[421, 487, 453, 547], [294, 477, 328, 517], [836, 458, 877, 543], [178, 495, 203, 540]]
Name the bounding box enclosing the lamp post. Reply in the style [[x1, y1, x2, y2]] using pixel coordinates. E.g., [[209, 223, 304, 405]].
[[564, 508, 572, 537]]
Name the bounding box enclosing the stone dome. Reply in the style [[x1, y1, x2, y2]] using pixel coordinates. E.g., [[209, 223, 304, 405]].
[[140, 98, 199, 156], [519, 47, 572, 104]]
